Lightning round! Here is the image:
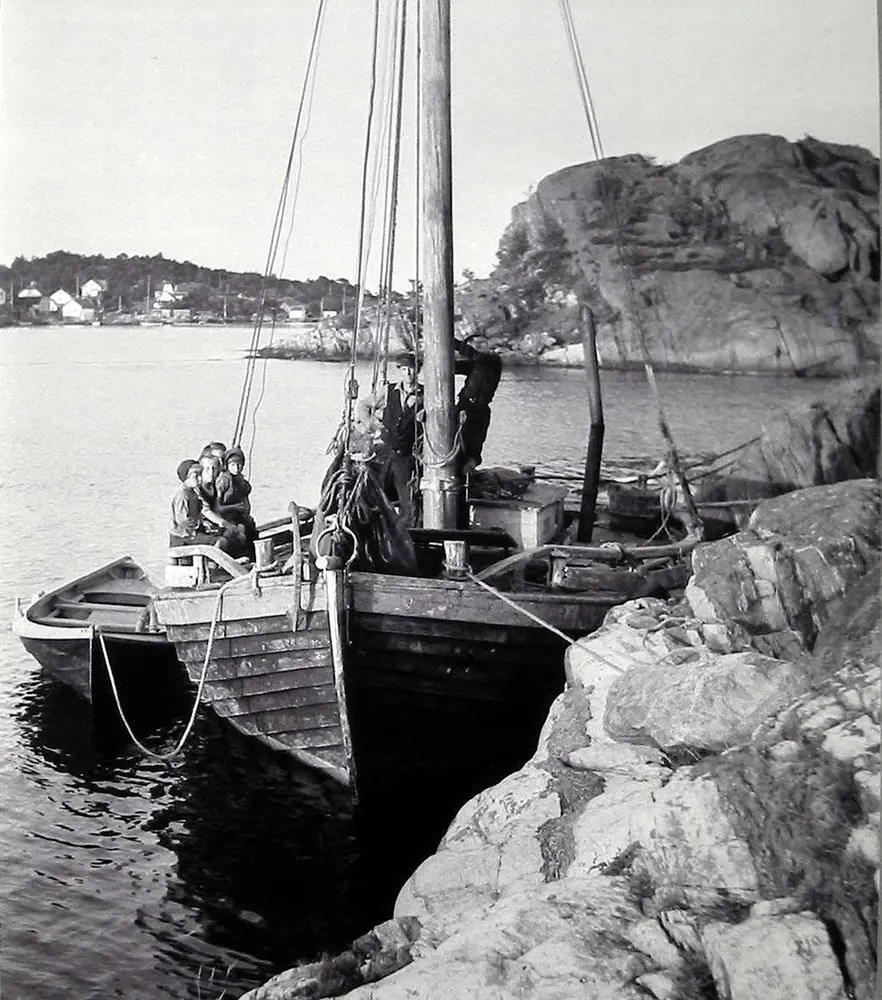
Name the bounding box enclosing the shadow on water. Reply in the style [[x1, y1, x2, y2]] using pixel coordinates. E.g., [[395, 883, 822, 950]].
[[12, 651, 558, 998]]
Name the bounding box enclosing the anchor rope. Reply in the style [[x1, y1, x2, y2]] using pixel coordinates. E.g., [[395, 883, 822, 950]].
[[97, 572, 257, 761], [465, 571, 624, 673]]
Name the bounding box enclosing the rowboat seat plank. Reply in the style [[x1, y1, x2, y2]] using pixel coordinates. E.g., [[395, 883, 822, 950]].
[[81, 591, 152, 607], [55, 599, 145, 614]]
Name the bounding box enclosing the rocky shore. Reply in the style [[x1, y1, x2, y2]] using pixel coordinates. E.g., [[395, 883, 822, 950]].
[[461, 134, 880, 375], [687, 376, 880, 505], [257, 135, 879, 376], [243, 477, 879, 1000]]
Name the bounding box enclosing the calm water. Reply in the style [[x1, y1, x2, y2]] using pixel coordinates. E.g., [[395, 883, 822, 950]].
[[0, 324, 827, 998]]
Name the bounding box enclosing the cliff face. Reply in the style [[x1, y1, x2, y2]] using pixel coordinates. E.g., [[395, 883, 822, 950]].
[[459, 134, 880, 374]]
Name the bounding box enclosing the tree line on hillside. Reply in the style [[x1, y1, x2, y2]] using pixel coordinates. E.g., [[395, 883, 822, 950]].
[[0, 250, 364, 320]]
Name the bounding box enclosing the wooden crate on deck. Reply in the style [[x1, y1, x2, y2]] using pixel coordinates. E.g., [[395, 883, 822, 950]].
[[469, 483, 568, 551]]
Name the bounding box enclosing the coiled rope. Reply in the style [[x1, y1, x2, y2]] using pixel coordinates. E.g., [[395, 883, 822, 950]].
[[96, 572, 257, 760]]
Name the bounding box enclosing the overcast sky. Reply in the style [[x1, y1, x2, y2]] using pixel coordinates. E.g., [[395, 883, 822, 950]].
[[0, 0, 878, 287]]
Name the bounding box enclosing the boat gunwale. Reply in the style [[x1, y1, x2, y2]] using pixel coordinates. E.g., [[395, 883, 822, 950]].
[[13, 555, 163, 642]]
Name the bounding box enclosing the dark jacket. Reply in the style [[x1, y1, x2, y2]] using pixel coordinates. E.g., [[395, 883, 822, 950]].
[[454, 340, 501, 469], [169, 485, 203, 539], [216, 471, 252, 518], [382, 382, 423, 456]]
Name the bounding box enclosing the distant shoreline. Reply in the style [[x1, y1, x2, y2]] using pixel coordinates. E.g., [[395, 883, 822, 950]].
[[3, 322, 871, 379]]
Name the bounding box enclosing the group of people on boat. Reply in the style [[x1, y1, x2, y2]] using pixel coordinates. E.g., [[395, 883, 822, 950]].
[[169, 441, 257, 558], [167, 339, 501, 568]]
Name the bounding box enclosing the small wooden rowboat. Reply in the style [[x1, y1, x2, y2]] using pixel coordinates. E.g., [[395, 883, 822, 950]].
[[12, 555, 174, 703]]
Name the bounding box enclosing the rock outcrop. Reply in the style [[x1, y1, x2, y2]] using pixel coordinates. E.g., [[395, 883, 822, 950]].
[[242, 479, 879, 1000], [458, 134, 880, 374], [691, 377, 880, 504]]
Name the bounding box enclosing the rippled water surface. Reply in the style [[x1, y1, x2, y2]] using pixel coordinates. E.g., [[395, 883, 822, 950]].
[[0, 325, 827, 997]]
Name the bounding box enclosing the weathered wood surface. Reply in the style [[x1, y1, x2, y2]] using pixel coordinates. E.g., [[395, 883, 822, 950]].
[[174, 628, 331, 662], [350, 573, 616, 632], [210, 682, 337, 712], [548, 562, 688, 595], [166, 611, 328, 642], [419, 0, 458, 530], [154, 573, 325, 626], [163, 591, 349, 785]]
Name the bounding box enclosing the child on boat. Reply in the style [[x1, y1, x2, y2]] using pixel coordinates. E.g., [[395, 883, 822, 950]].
[[169, 459, 239, 554], [216, 445, 258, 557]]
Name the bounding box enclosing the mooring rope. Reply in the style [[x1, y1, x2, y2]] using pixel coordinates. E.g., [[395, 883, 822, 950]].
[[97, 572, 257, 761], [465, 570, 624, 673]]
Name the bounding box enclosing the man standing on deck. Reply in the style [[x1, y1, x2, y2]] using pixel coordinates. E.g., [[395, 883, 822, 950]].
[[454, 337, 502, 477], [377, 351, 424, 526]]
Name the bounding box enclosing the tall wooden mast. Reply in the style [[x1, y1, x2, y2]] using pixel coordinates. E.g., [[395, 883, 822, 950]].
[[419, 0, 460, 529]]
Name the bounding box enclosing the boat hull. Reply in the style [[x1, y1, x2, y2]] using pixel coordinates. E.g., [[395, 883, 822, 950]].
[[13, 555, 176, 707], [153, 565, 633, 791], [155, 574, 351, 784], [19, 634, 94, 700]]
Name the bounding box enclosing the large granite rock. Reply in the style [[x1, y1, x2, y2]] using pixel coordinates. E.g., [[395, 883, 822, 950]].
[[692, 377, 880, 503], [458, 134, 879, 375], [701, 912, 848, 1000], [244, 481, 878, 1000], [603, 647, 808, 753], [686, 479, 880, 657]]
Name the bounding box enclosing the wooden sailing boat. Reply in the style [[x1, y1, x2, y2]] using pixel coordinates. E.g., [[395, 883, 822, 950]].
[[153, 1, 696, 794]]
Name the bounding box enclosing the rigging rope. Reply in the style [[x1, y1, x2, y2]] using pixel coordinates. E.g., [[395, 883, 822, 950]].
[[557, 0, 704, 538], [339, 0, 412, 458], [372, 0, 409, 397], [232, 0, 329, 451], [341, 0, 390, 450]]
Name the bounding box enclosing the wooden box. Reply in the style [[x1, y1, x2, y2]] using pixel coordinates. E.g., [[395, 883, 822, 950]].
[[469, 482, 568, 550]]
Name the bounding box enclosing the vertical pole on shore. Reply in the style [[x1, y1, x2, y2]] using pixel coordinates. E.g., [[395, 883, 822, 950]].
[[419, 0, 459, 529], [578, 305, 604, 541]]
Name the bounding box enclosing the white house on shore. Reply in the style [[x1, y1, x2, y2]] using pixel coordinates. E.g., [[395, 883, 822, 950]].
[[63, 299, 89, 322], [280, 300, 308, 321], [81, 278, 106, 301], [155, 282, 179, 305], [49, 288, 73, 312], [46, 288, 93, 323]]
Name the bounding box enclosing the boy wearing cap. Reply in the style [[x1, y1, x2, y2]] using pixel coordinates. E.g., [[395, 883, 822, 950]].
[[170, 456, 248, 557], [216, 447, 252, 515], [169, 459, 235, 552]]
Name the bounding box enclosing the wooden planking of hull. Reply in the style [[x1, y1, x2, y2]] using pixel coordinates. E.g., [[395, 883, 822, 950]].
[[154, 572, 353, 787], [153, 555, 652, 793], [13, 555, 174, 704]]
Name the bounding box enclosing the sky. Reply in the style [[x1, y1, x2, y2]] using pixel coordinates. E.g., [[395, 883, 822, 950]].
[[0, 0, 878, 288]]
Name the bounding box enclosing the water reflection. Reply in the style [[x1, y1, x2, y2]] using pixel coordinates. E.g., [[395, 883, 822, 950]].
[[9, 656, 529, 997]]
